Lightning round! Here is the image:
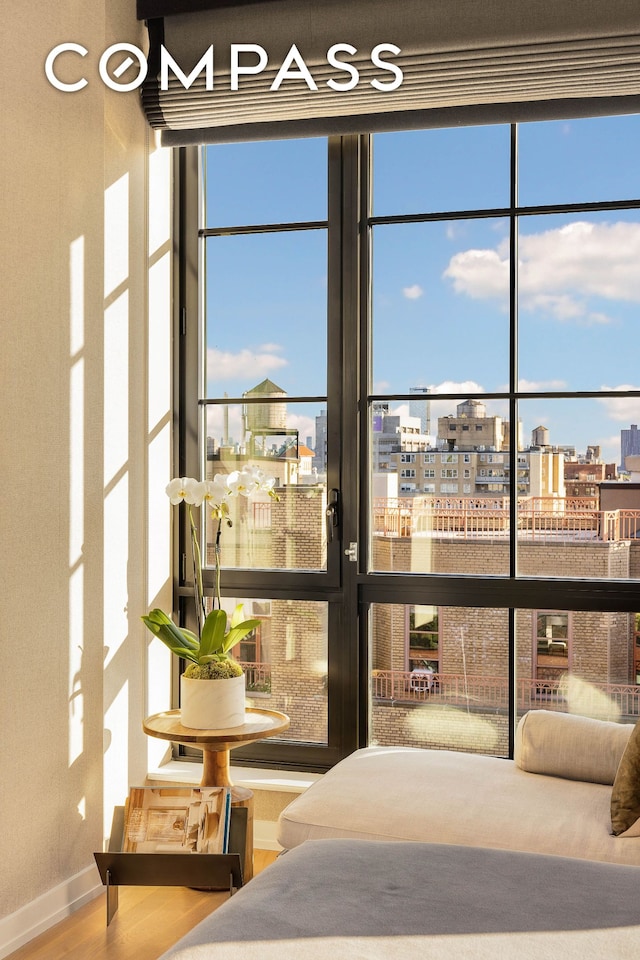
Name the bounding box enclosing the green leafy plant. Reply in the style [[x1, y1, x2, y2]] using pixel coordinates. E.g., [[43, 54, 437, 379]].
[[142, 606, 260, 679], [142, 467, 278, 679]]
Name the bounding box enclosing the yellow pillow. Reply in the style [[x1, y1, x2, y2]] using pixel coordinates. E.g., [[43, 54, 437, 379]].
[[611, 721, 640, 837]]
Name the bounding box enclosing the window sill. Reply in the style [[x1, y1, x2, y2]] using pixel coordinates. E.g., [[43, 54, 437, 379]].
[[147, 758, 322, 795]]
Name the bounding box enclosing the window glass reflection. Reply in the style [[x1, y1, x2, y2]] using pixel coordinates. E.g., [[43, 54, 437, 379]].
[[205, 403, 327, 572], [215, 596, 328, 744]]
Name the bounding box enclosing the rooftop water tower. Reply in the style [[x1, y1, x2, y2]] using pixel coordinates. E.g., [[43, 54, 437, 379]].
[[244, 378, 288, 433], [531, 425, 550, 448]]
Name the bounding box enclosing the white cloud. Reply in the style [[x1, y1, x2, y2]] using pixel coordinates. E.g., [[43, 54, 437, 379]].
[[445, 245, 508, 301], [517, 378, 568, 391], [597, 386, 640, 422], [429, 379, 485, 395], [602, 434, 623, 456], [206, 405, 244, 446], [206, 347, 288, 382], [286, 412, 317, 447], [586, 312, 615, 327], [402, 284, 424, 300], [443, 220, 640, 324]]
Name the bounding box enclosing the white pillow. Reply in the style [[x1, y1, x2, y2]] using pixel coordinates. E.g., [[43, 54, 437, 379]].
[[514, 710, 633, 785]]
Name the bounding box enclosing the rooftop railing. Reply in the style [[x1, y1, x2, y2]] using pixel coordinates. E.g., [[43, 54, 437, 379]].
[[371, 669, 640, 718], [372, 497, 640, 543]]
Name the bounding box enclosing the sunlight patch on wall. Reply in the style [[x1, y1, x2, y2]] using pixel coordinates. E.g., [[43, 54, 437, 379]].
[[148, 253, 171, 432], [70, 235, 85, 355], [147, 423, 171, 606], [147, 639, 172, 739], [103, 474, 129, 668], [69, 566, 84, 766], [69, 236, 85, 769], [69, 358, 84, 566], [104, 291, 129, 486], [148, 144, 171, 258], [104, 174, 129, 299], [104, 681, 129, 841]]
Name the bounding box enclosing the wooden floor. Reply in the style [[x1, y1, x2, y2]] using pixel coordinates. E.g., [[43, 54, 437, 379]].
[[7, 850, 279, 960]]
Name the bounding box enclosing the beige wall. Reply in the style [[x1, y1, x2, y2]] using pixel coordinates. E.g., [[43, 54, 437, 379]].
[[0, 0, 173, 932]]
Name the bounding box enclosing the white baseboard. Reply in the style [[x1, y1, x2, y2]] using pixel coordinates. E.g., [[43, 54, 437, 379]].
[[0, 864, 103, 960]]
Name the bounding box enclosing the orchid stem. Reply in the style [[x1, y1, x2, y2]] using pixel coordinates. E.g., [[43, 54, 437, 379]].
[[187, 506, 206, 636], [214, 517, 222, 610]]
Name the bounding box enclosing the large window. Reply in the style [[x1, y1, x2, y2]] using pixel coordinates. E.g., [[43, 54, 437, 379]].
[[177, 114, 640, 771]]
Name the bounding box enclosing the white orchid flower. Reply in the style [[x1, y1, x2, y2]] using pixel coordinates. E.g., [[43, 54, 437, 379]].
[[166, 477, 199, 504], [211, 472, 233, 501], [166, 468, 276, 509], [225, 470, 243, 497], [240, 465, 266, 488], [228, 468, 260, 498], [190, 479, 223, 509], [242, 465, 277, 497]]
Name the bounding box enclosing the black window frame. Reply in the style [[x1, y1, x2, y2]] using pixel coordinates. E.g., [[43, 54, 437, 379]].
[[174, 120, 640, 772]]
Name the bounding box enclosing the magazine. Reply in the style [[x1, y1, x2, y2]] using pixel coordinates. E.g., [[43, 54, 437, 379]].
[[123, 786, 232, 855]]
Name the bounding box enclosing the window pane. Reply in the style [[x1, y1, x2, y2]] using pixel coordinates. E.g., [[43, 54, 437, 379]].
[[204, 139, 327, 226], [204, 231, 327, 398], [205, 402, 327, 571], [516, 608, 640, 723], [517, 399, 640, 579], [370, 603, 509, 755], [518, 115, 640, 207], [517, 210, 640, 392], [370, 398, 511, 575], [373, 125, 510, 216], [372, 219, 509, 394], [220, 596, 328, 744]]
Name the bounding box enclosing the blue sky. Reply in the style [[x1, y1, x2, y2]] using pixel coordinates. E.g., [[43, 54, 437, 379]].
[[203, 115, 640, 464]]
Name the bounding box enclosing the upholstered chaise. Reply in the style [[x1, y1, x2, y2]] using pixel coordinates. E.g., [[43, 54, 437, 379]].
[[277, 710, 640, 865]]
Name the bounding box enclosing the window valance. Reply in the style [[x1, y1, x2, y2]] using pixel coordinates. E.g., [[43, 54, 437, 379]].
[[139, 0, 640, 144]]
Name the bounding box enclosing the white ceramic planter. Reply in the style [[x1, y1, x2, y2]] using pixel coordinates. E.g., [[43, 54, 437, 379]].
[[180, 673, 246, 730]]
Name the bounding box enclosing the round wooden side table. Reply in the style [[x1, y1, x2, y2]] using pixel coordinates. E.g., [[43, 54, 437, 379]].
[[143, 707, 290, 880]]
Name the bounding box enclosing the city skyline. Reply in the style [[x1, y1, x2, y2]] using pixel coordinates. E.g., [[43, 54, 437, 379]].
[[207, 381, 638, 482]]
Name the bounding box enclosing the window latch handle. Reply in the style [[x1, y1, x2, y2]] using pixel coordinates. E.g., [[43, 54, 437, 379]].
[[325, 489, 340, 542], [344, 542, 358, 562]]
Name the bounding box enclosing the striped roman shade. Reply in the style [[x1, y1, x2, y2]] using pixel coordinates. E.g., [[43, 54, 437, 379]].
[[138, 0, 640, 143]]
